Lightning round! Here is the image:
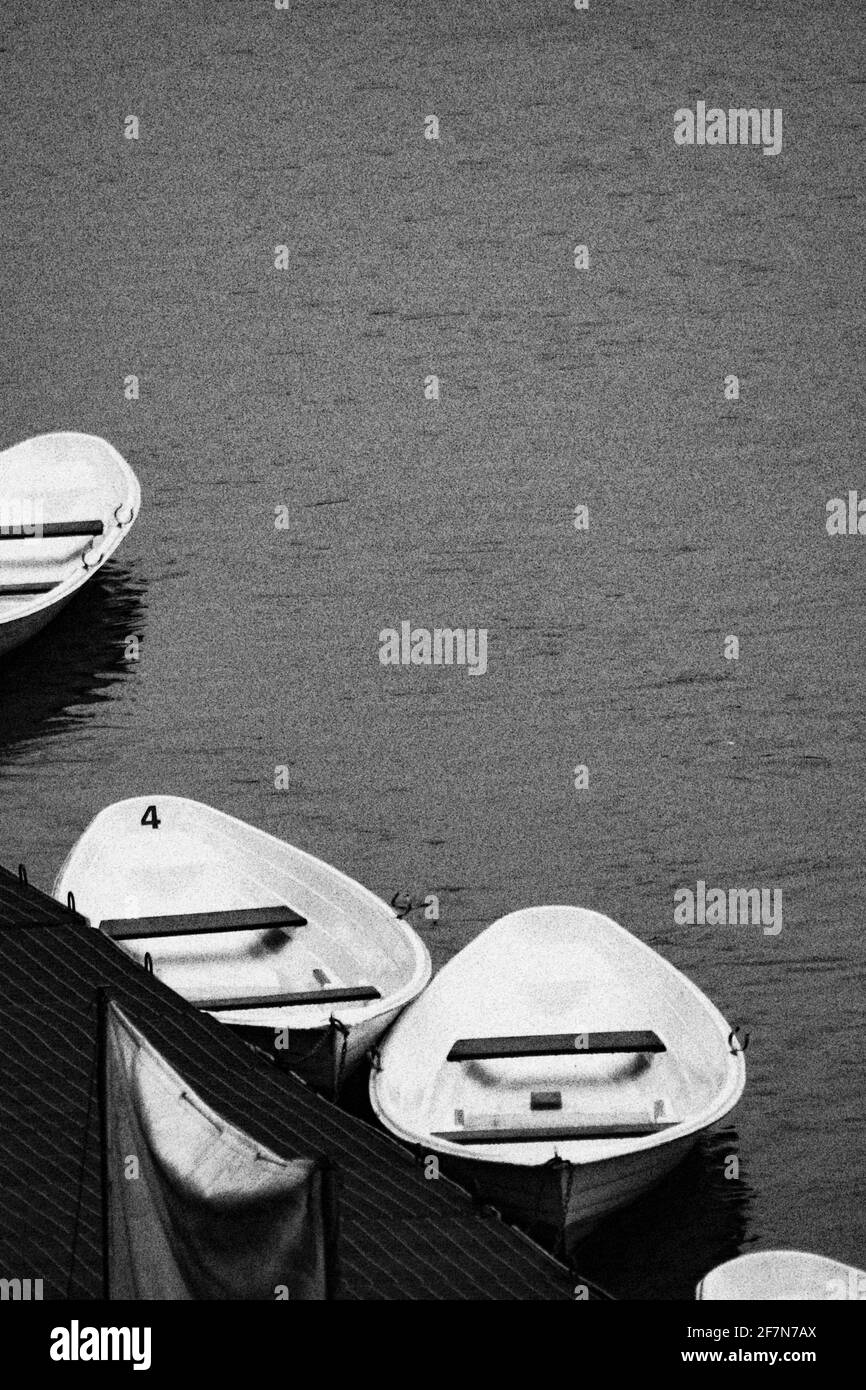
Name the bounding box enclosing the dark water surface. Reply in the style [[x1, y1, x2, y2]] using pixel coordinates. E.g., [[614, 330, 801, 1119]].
[[0, 0, 863, 1296]]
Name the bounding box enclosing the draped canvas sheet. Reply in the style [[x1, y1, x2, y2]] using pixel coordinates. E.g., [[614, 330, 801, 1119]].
[[104, 1001, 335, 1299]]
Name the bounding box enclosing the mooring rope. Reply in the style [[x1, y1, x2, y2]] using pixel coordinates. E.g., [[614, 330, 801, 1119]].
[[331, 1018, 350, 1100]]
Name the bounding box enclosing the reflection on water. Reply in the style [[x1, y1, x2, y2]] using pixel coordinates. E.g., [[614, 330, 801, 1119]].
[[571, 1128, 753, 1300], [0, 560, 147, 758]]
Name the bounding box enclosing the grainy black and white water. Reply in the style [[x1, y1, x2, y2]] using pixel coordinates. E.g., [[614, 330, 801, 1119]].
[[0, 0, 863, 1298]]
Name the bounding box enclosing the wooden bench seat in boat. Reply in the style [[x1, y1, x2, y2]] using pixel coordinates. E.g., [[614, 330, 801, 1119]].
[[432, 1121, 676, 1144], [0, 519, 107, 594], [0, 582, 60, 595], [196, 985, 382, 1010], [0, 519, 104, 539], [100, 906, 308, 939], [434, 1099, 675, 1144], [446, 1030, 666, 1061]]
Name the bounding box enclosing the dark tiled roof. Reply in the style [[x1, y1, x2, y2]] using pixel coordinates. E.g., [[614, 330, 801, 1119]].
[[0, 865, 574, 1300], [0, 862, 87, 926]]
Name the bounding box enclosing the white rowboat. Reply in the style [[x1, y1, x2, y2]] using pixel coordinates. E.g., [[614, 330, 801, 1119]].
[[54, 795, 432, 1094], [370, 906, 745, 1247], [697, 1250, 866, 1300], [0, 432, 139, 656]]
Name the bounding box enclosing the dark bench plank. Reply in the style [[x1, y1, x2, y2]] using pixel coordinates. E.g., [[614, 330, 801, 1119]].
[[101, 905, 307, 939], [0, 520, 104, 539], [0, 582, 59, 595], [198, 985, 381, 1010], [433, 1119, 676, 1144], [447, 1030, 665, 1062]]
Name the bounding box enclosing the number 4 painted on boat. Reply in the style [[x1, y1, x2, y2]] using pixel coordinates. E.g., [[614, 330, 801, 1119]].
[[141, 805, 161, 830]]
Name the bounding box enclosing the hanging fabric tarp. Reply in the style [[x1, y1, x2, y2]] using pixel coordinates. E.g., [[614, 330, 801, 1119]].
[[102, 998, 337, 1299]]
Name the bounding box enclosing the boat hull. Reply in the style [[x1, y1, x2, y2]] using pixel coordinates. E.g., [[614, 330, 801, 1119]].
[[235, 1005, 404, 1096], [0, 591, 75, 656], [442, 1131, 699, 1249]]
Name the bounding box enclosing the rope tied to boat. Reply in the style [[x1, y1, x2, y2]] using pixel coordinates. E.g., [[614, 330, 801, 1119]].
[[529, 1154, 573, 1247], [466, 1176, 498, 1218], [331, 1018, 350, 1101], [279, 1017, 351, 1098], [558, 1160, 576, 1258], [288, 1021, 340, 1067], [366, 1046, 383, 1074]]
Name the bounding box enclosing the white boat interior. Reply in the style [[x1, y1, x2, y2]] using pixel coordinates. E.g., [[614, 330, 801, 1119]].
[[54, 796, 431, 1030], [0, 432, 138, 623], [697, 1249, 866, 1300], [372, 906, 744, 1166]]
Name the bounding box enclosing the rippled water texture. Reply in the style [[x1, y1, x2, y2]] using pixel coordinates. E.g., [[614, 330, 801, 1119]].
[[0, 0, 863, 1295]]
